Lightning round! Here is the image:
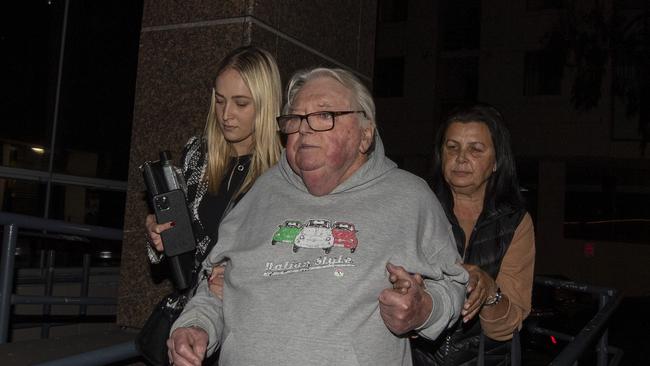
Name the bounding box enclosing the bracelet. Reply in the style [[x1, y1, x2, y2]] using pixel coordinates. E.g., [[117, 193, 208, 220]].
[[483, 287, 502, 306]]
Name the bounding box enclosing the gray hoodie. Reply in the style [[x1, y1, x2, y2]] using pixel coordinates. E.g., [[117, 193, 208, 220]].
[[171, 135, 467, 365]]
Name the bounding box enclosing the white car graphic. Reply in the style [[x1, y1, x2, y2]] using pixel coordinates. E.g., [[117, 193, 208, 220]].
[[293, 219, 334, 253]]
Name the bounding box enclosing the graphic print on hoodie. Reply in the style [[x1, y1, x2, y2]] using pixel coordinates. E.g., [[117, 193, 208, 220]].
[[266, 218, 360, 276]]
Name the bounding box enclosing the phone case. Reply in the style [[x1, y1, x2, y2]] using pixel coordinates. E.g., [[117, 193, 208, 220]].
[[153, 190, 196, 257]]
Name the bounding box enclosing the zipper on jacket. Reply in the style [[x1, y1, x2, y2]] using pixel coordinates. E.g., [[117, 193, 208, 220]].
[[226, 157, 239, 191]]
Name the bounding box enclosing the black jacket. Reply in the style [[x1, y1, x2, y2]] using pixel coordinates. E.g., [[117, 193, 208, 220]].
[[412, 191, 525, 366], [165, 136, 249, 289]]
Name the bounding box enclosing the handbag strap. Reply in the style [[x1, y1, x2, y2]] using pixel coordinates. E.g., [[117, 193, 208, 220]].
[[182, 266, 209, 299], [476, 328, 521, 366], [477, 331, 485, 366], [511, 328, 521, 366]]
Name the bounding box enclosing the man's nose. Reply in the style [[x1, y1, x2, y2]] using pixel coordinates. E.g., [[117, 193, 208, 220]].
[[298, 116, 314, 134]]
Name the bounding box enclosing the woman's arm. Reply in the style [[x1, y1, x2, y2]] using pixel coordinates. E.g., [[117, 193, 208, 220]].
[[479, 213, 535, 341]]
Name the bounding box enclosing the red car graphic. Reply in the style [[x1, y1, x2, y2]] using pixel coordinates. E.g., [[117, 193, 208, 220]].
[[331, 221, 358, 253]]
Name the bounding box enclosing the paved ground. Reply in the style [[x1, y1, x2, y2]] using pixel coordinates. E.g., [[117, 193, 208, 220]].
[[0, 296, 647, 365], [0, 326, 142, 366], [608, 296, 650, 365]]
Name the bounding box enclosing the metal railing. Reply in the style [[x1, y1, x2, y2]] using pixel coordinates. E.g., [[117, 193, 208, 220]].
[[34, 341, 139, 366], [38, 276, 624, 366], [1, 214, 623, 365], [529, 276, 623, 366], [0, 212, 122, 343]]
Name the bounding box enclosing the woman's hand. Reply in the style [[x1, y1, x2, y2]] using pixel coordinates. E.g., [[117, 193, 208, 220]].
[[144, 214, 175, 252], [208, 265, 226, 300], [462, 263, 498, 323]]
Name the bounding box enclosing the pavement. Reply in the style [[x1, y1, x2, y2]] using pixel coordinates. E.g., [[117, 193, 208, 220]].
[[0, 326, 142, 366], [0, 296, 647, 365]]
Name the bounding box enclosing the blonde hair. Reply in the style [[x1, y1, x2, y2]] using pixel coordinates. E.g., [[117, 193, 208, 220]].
[[203, 46, 282, 196]]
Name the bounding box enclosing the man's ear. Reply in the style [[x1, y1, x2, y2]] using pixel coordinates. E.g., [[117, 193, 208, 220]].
[[359, 124, 375, 154]]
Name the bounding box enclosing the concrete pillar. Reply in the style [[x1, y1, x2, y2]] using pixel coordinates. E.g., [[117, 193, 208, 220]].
[[117, 0, 377, 327]]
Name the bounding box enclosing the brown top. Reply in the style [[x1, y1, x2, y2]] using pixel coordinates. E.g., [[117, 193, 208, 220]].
[[477, 213, 535, 340]]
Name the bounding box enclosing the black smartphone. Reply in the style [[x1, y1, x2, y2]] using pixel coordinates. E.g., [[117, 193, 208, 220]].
[[141, 151, 196, 290], [152, 190, 195, 257]]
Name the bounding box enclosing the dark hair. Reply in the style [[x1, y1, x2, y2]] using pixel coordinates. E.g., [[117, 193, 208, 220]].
[[432, 103, 524, 211]]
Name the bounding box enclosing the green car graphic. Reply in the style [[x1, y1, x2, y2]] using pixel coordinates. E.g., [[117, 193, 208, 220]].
[[271, 220, 304, 245]]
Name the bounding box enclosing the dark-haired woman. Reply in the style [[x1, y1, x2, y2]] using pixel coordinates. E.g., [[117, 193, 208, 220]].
[[411, 103, 535, 366]]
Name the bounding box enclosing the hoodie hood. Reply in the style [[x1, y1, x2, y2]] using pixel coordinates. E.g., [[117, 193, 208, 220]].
[[278, 132, 397, 195]]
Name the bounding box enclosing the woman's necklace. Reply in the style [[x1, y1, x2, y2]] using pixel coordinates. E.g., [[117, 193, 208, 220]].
[[226, 156, 249, 191]]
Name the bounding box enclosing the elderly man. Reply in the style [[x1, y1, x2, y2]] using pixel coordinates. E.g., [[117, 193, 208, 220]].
[[167, 67, 467, 366]]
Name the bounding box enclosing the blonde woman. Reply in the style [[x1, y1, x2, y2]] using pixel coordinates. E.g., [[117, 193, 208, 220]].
[[144, 46, 282, 295]]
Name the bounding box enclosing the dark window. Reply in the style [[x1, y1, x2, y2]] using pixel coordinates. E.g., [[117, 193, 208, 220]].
[[441, 0, 481, 51], [438, 57, 479, 102], [51, 1, 141, 181], [564, 163, 650, 244], [527, 0, 565, 11], [0, 1, 61, 171], [620, 0, 647, 9], [377, 0, 408, 23], [49, 184, 126, 229], [524, 50, 564, 96], [0, 1, 142, 269], [517, 159, 539, 224], [373, 57, 405, 98], [0, 179, 47, 217], [1, 1, 140, 180]]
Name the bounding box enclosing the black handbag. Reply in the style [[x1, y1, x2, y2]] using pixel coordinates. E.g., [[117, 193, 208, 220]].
[[136, 265, 207, 366], [411, 323, 521, 366], [135, 292, 188, 366]]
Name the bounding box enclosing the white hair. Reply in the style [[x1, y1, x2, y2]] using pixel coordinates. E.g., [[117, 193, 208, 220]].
[[283, 67, 376, 129]]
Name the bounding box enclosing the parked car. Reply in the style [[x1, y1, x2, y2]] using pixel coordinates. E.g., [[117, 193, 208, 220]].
[[331, 221, 358, 253], [293, 219, 333, 253], [271, 220, 304, 245]]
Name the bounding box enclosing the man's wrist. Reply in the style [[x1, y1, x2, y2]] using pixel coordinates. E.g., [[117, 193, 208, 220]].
[[415, 289, 435, 331]]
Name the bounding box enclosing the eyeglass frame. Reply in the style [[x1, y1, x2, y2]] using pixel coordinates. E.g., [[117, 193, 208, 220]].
[[276, 110, 367, 134]]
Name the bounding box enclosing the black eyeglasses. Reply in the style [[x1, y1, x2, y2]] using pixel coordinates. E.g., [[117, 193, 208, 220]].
[[276, 110, 367, 134]]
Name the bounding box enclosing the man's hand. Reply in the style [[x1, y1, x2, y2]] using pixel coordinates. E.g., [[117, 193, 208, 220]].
[[461, 263, 497, 323], [379, 263, 432, 335], [167, 326, 209, 366], [208, 265, 226, 300]]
